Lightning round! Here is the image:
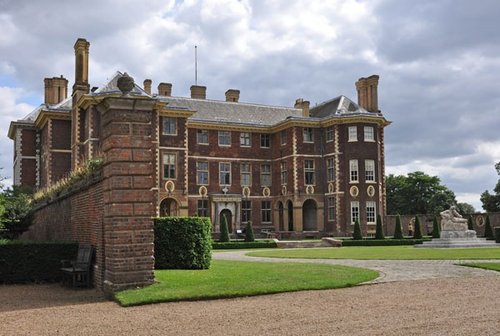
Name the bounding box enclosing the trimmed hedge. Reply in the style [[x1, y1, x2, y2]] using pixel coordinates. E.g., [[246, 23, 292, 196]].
[[212, 240, 278, 249], [0, 241, 78, 283], [154, 217, 212, 269], [341, 239, 429, 246]]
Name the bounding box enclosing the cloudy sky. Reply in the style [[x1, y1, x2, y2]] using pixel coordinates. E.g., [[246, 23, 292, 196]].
[[1, 0, 499, 210]]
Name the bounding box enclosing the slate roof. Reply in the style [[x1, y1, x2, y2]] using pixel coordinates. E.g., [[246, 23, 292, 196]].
[[93, 71, 150, 97], [310, 95, 373, 117]]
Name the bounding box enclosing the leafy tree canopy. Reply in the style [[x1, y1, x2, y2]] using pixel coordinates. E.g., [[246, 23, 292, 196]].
[[0, 186, 34, 239], [480, 162, 500, 212], [386, 171, 456, 215]]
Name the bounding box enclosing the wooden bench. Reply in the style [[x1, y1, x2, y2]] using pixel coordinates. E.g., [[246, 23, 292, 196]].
[[60, 244, 94, 288]]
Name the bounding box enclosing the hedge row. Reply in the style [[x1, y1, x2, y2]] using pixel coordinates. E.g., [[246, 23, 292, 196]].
[[154, 217, 212, 269], [0, 241, 78, 283], [212, 240, 278, 249], [341, 239, 429, 246]]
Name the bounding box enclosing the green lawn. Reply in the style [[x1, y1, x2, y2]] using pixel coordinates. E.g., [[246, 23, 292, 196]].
[[115, 260, 378, 306], [246, 246, 500, 260], [459, 262, 500, 272]]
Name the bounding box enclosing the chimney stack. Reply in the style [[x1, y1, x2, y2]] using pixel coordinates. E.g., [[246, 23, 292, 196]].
[[225, 89, 240, 102], [44, 76, 68, 105], [73, 38, 90, 94], [157, 82, 172, 96], [143, 79, 152, 95], [294, 98, 310, 117], [355, 74, 379, 112], [190, 85, 206, 99]]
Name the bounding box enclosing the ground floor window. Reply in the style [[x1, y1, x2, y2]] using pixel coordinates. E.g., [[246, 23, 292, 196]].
[[197, 199, 208, 217], [261, 201, 272, 223], [328, 197, 335, 221], [366, 201, 376, 224], [242, 200, 252, 223], [351, 201, 359, 224]]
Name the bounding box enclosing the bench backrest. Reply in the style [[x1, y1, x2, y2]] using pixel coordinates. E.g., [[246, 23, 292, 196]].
[[75, 245, 93, 270]]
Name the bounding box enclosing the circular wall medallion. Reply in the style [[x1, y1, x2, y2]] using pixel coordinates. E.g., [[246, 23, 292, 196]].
[[281, 185, 287, 196], [165, 180, 175, 193], [349, 185, 359, 197], [262, 187, 271, 197], [328, 183, 334, 194], [306, 185, 314, 195], [367, 185, 375, 197], [242, 187, 251, 198], [198, 186, 208, 197], [475, 216, 484, 227]]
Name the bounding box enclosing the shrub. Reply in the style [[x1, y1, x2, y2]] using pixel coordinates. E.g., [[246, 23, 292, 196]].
[[154, 217, 212, 269], [375, 214, 385, 240], [432, 215, 440, 238], [393, 215, 403, 239], [341, 239, 429, 246], [413, 216, 423, 239], [494, 227, 500, 244], [219, 214, 230, 242], [484, 215, 494, 239], [0, 241, 78, 283], [352, 219, 362, 240], [212, 240, 278, 249], [467, 215, 474, 231], [244, 221, 255, 242]]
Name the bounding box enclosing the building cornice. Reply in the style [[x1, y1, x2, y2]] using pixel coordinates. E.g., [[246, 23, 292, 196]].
[[34, 110, 71, 129]]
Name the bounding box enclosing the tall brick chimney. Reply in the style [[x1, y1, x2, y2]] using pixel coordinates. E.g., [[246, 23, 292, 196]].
[[294, 98, 310, 117], [225, 89, 240, 102], [158, 83, 172, 96], [355, 75, 379, 112], [190, 85, 206, 99], [44, 76, 68, 105], [143, 79, 152, 95], [73, 38, 90, 95]]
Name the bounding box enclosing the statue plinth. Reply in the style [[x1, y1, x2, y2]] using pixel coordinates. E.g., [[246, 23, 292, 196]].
[[440, 229, 477, 239]]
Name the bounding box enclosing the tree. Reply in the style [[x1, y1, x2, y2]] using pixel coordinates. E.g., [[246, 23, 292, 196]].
[[467, 215, 474, 231], [456, 203, 475, 216], [219, 214, 230, 242], [413, 216, 423, 239], [244, 221, 255, 242], [484, 215, 494, 239], [0, 186, 33, 239], [393, 215, 403, 239], [386, 171, 456, 215], [480, 162, 500, 212], [352, 219, 362, 240], [432, 215, 440, 238], [375, 214, 385, 240]]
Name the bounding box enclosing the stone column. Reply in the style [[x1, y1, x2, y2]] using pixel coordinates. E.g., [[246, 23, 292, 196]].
[[98, 96, 156, 293]]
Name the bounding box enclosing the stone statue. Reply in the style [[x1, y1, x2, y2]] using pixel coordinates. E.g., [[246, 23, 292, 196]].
[[440, 206, 468, 231]]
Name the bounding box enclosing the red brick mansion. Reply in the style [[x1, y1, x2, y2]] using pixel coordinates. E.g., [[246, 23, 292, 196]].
[[9, 38, 390, 238]]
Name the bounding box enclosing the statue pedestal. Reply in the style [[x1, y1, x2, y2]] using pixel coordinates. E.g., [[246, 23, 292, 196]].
[[417, 229, 497, 248]]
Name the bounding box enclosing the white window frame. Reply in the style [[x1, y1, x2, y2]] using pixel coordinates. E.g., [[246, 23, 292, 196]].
[[218, 131, 231, 147], [240, 163, 251, 186], [197, 199, 209, 217], [327, 158, 335, 182], [261, 163, 272, 187], [261, 201, 272, 223], [219, 162, 231, 186], [196, 161, 209, 185], [364, 126, 375, 142], [304, 159, 315, 185], [197, 129, 208, 145], [163, 153, 176, 179], [260, 134, 271, 148], [280, 161, 287, 185], [366, 201, 376, 224], [349, 159, 358, 183], [348, 126, 357, 142], [351, 201, 360, 225], [280, 130, 287, 145], [241, 200, 252, 223], [365, 159, 375, 182], [303, 127, 313, 143], [162, 117, 177, 135], [240, 132, 251, 147], [326, 127, 334, 142], [328, 196, 335, 221]]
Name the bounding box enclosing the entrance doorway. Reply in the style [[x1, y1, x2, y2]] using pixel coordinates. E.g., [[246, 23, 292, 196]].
[[278, 202, 284, 231], [302, 199, 317, 231], [287, 200, 294, 231], [159, 198, 179, 217], [220, 209, 233, 233]]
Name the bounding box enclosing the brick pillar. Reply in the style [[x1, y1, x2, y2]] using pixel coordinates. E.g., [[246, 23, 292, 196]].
[[98, 97, 156, 292]]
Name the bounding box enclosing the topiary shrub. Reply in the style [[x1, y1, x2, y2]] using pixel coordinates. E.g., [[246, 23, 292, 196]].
[[219, 214, 230, 242], [352, 219, 362, 240], [393, 215, 403, 239], [244, 221, 255, 242], [375, 214, 385, 240], [413, 216, 423, 239], [467, 215, 474, 231], [484, 215, 494, 239], [432, 215, 440, 238], [154, 217, 212, 270]]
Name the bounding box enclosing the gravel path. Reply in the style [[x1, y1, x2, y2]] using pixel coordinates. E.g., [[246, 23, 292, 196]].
[[1, 251, 499, 336]]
